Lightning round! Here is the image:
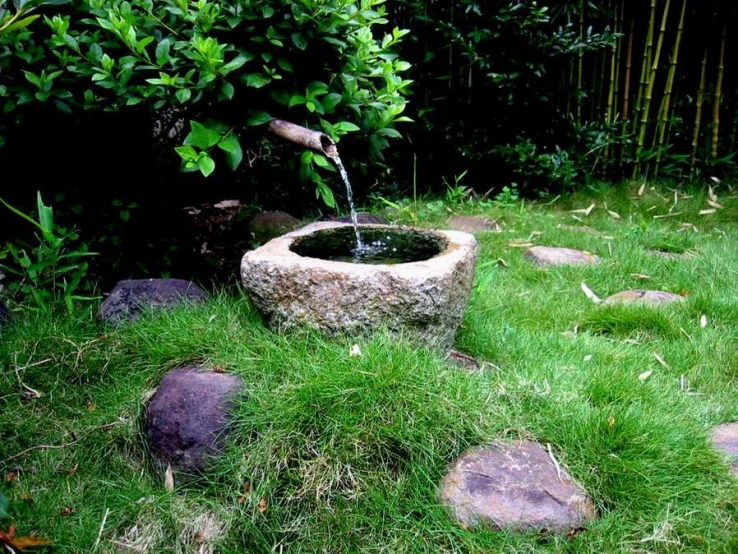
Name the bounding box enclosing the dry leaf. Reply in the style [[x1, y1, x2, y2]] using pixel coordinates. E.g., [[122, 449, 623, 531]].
[[164, 464, 175, 492], [350, 344, 362, 357], [654, 353, 670, 368], [507, 241, 534, 248], [608, 415, 616, 428], [580, 282, 602, 304], [258, 497, 267, 513], [86, 399, 96, 411], [653, 212, 683, 219], [700, 315, 708, 328], [604, 203, 621, 220], [638, 370, 653, 382], [699, 209, 716, 215], [61, 507, 73, 517], [630, 273, 652, 280], [583, 355, 593, 362], [707, 199, 723, 209], [570, 202, 595, 216], [638, 183, 646, 196], [570, 214, 584, 222], [237, 482, 252, 504], [496, 258, 509, 268], [214, 199, 241, 209], [708, 183, 719, 200], [0, 527, 52, 551]]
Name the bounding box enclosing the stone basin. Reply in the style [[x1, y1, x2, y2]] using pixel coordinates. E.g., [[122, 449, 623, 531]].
[[240, 222, 478, 349]]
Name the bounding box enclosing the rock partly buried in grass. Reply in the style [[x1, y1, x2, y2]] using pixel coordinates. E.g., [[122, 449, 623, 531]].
[[604, 290, 683, 306], [710, 422, 738, 476], [146, 367, 244, 476], [332, 212, 389, 225], [440, 441, 596, 533], [99, 279, 207, 324], [446, 216, 502, 233], [525, 246, 600, 267], [248, 211, 301, 244]]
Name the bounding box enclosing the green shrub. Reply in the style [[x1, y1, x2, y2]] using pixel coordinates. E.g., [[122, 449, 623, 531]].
[[0, 0, 412, 203]]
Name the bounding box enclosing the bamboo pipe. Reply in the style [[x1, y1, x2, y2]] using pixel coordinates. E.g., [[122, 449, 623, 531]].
[[267, 119, 338, 158]]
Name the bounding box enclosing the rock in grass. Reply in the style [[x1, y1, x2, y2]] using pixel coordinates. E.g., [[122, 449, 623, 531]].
[[604, 290, 683, 306], [332, 213, 389, 225], [247, 211, 301, 244], [710, 423, 738, 476], [440, 441, 596, 533], [99, 279, 207, 324], [146, 367, 244, 476], [446, 216, 502, 233], [525, 246, 600, 267]]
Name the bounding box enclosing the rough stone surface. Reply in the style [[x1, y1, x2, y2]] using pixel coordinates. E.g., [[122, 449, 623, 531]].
[[525, 246, 600, 267], [146, 367, 244, 475], [248, 211, 301, 244], [440, 441, 596, 533], [332, 212, 389, 225], [710, 423, 738, 476], [241, 222, 478, 349], [604, 290, 683, 306], [99, 279, 207, 324], [446, 216, 502, 233]]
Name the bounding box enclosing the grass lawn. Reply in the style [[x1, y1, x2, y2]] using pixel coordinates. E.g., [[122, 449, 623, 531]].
[[1, 182, 737, 552]]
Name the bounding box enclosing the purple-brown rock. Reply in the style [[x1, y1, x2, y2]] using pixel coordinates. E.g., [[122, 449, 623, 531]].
[[525, 246, 600, 267], [710, 422, 738, 476], [604, 290, 683, 306], [146, 367, 244, 475], [440, 441, 596, 533], [99, 279, 207, 324], [447, 216, 502, 233]]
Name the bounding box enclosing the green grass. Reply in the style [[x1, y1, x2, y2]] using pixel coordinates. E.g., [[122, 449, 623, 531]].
[[1, 181, 738, 552]]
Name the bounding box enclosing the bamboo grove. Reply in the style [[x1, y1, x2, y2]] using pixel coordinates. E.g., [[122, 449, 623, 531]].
[[554, 0, 737, 180]]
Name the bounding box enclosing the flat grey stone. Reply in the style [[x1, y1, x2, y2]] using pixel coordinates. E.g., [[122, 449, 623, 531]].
[[440, 441, 596, 533], [333, 213, 389, 225], [604, 290, 683, 306], [447, 216, 502, 233], [525, 246, 600, 267], [241, 222, 478, 349], [99, 279, 207, 324], [710, 422, 738, 476], [248, 211, 301, 244], [146, 367, 244, 476]]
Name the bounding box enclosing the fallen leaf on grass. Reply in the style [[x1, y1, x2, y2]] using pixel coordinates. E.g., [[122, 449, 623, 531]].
[[0, 527, 52, 551], [700, 315, 708, 328], [707, 199, 724, 209], [350, 344, 362, 357], [237, 482, 252, 504], [654, 353, 670, 368], [638, 370, 653, 382], [708, 185, 719, 202], [638, 183, 646, 196], [570, 202, 595, 216], [604, 203, 621, 220], [580, 282, 602, 304], [608, 415, 616, 428], [496, 258, 509, 268], [630, 273, 652, 280], [507, 241, 534, 248], [164, 464, 175, 492], [60, 507, 73, 517], [699, 209, 716, 215], [258, 498, 267, 514]]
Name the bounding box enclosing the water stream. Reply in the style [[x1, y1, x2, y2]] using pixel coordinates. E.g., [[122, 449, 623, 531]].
[[332, 154, 364, 252]]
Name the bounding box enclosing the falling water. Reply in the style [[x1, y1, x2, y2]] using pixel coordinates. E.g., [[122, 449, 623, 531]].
[[332, 154, 364, 252]]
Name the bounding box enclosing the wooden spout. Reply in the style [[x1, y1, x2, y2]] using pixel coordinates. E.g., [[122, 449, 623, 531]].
[[267, 119, 338, 158]]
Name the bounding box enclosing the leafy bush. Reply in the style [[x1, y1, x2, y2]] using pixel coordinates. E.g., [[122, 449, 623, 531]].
[[0, 193, 97, 313], [0, 0, 412, 203]]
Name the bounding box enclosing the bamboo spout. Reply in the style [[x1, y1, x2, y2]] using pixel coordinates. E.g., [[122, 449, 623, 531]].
[[267, 119, 338, 158]]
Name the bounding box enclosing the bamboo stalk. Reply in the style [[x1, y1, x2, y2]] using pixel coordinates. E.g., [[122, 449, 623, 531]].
[[604, 1, 619, 170], [576, 0, 584, 126], [632, 0, 657, 142], [620, 11, 635, 166], [635, 0, 671, 177], [655, 0, 687, 177], [711, 25, 727, 159], [690, 46, 709, 177]]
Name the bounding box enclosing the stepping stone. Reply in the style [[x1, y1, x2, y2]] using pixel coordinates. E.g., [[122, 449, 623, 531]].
[[525, 246, 600, 267], [440, 440, 596, 533], [710, 423, 738, 476], [146, 367, 244, 476], [99, 278, 207, 324], [447, 216, 502, 233], [332, 212, 389, 225], [247, 211, 301, 244], [604, 290, 683, 306]]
